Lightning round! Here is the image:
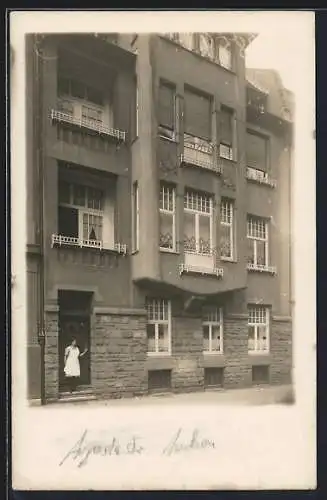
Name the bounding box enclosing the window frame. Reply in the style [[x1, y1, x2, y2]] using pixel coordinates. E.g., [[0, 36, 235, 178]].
[[202, 307, 224, 354], [246, 129, 269, 172], [220, 198, 235, 261], [184, 191, 213, 256], [248, 306, 270, 354], [146, 299, 172, 356], [247, 216, 269, 268], [132, 181, 140, 253], [58, 181, 107, 244], [158, 80, 177, 142], [219, 105, 235, 161], [159, 183, 176, 253]]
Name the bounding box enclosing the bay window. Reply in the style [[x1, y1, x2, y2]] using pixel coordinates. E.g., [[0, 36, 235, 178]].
[[159, 183, 176, 252], [146, 299, 171, 355], [203, 306, 223, 354], [184, 190, 214, 268], [248, 306, 270, 353], [247, 216, 269, 269], [220, 199, 234, 260]]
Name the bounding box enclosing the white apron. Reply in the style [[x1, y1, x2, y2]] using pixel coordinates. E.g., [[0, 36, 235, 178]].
[[64, 346, 80, 377]]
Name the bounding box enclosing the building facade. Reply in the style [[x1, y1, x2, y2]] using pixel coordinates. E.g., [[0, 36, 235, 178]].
[[26, 32, 293, 402]]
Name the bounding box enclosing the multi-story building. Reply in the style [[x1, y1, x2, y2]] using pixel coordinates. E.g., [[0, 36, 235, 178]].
[[26, 32, 293, 403]]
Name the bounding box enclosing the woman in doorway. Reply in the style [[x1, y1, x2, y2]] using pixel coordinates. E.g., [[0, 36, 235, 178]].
[[64, 338, 88, 393]]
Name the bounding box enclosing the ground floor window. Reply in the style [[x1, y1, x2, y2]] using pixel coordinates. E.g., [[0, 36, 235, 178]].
[[252, 365, 270, 385], [148, 370, 172, 392], [146, 298, 171, 355], [248, 305, 270, 353], [204, 367, 224, 388]]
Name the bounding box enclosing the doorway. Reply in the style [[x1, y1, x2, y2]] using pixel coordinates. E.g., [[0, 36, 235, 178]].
[[58, 290, 92, 393]]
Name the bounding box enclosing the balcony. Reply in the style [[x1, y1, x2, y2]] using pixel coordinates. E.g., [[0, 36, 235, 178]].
[[50, 109, 126, 142], [247, 263, 277, 275], [51, 234, 127, 255], [180, 141, 222, 175], [246, 167, 277, 188], [179, 249, 224, 279]]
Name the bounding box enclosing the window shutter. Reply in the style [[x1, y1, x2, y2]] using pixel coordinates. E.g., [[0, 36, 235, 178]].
[[220, 106, 233, 145], [184, 89, 211, 140], [158, 83, 175, 130], [246, 132, 267, 170]]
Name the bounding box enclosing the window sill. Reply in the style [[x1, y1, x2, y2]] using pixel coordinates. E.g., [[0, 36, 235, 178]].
[[246, 175, 277, 188], [248, 351, 270, 356], [203, 351, 224, 356], [147, 352, 171, 357], [179, 263, 224, 278], [51, 234, 127, 255], [160, 248, 179, 255], [247, 264, 277, 275], [131, 249, 139, 255], [158, 134, 178, 144], [221, 257, 237, 263]]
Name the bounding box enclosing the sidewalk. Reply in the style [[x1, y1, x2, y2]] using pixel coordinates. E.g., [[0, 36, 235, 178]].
[[48, 384, 294, 408]]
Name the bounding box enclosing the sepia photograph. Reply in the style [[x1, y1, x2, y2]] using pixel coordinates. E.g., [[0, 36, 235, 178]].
[[10, 10, 316, 491]]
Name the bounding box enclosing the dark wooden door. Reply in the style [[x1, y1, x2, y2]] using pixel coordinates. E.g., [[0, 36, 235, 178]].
[[59, 314, 90, 391]]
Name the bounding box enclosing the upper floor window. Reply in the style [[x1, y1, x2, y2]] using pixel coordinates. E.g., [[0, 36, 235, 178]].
[[57, 76, 112, 128], [199, 33, 215, 60], [220, 198, 235, 260], [184, 190, 213, 255], [246, 130, 269, 173], [132, 182, 139, 252], [247, 216, 269, 268], [248, 306, 270, 353], [178, 33, 195, 51], [184, 88, 212, 142], [159, 183, 176, 252], [217, 37, 232, 70], [158, 81, 176, 140], [202, 306, 223, 354], [219, 106, 235, 160], [146, 299, 171, 355], [57, 173, 116, 250]]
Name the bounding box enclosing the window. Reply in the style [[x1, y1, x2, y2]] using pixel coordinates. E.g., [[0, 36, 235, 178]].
[[146, 299, 171, 355], [159, 184, 176, 252], [204, 368, 224, 387], [148, 370, 172, 392], [217, 38, 232, 70], [57, 76, 111, 128], [178, 33, 195, 51], [132, 182, 139, 252], [246, 131, 268, 171], [220, 199, 234, 260], [219, 106, 234, 160], [203, 306, 223, 353], [158, 81, 176, 140], [184, 190, 213, 255], [247, 216, 269, 268], [252, 365, 270, 384], [248, 306, 270, 353], [184, 88, 212, 141], [58, 179, 115, 248], [199, 33, 215, 60]]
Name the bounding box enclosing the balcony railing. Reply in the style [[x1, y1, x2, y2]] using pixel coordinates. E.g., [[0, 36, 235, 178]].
[[247, 263, 277, 275], [246, 167, 277, 188], [50, 109, 126, 142], [179, 263, 224, 278], [51, 234, 127, 255], [180, 142, 222, 175]]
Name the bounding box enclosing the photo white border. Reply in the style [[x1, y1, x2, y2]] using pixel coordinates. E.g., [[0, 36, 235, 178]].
[[10, 10, 316, 490]]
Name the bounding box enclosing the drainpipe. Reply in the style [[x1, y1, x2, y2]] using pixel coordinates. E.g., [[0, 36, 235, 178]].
[[35, 34, 46, 405]]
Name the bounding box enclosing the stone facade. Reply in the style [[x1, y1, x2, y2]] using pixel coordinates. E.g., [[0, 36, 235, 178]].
[[270, 319, 293, 385], [171, 316, 204, 393], [92, 311, 148, 398], [223, 316, 252, 388], [44, 310, 59, 400]]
